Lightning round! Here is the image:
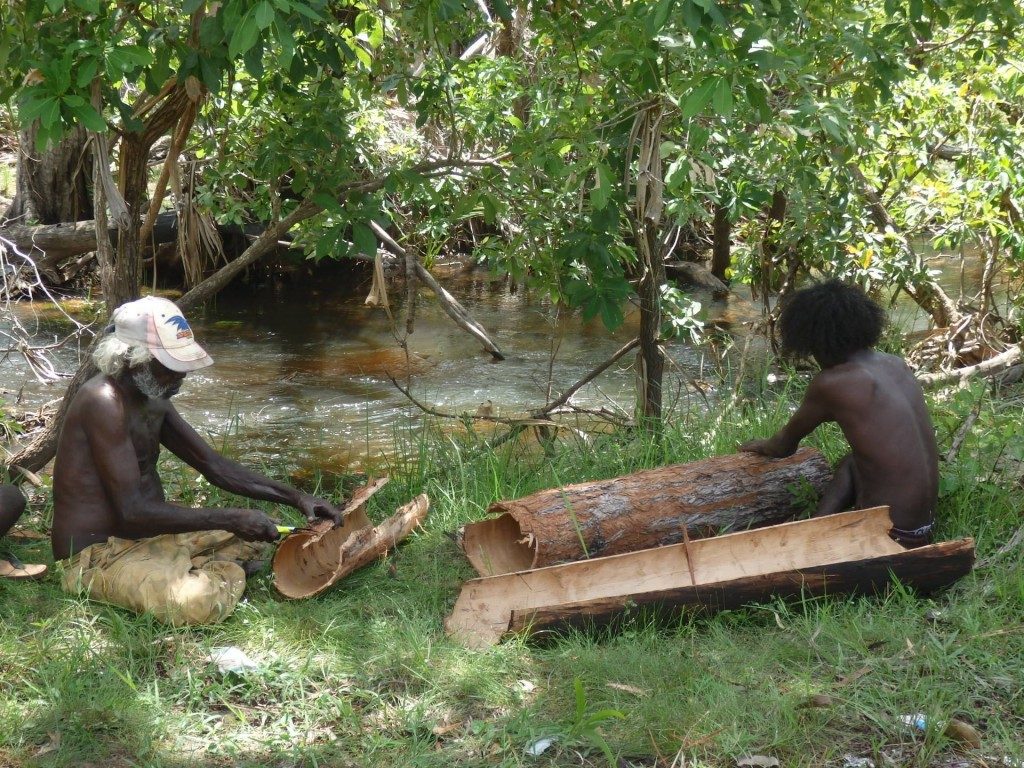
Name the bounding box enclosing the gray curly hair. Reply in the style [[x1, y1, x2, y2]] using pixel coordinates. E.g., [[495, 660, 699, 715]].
[[92, 333, 154, 376]]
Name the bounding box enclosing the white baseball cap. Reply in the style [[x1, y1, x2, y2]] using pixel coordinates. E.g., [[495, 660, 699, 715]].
[[110, 296, 213, 372]]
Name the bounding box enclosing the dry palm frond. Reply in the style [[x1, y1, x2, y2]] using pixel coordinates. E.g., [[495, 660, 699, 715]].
[[175, 159, 225, 288], [365, 249, 393, 320]]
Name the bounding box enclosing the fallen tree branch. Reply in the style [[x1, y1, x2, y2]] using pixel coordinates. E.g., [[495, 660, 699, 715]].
[[944, 398, 982, 463], [369, 221, 505, 360], [546, 337, 640, 412], [976, 521, 1024, 569], [385, 372, 557, 428], [387, 336, 640, 446], [917, 345, 1021, 388]]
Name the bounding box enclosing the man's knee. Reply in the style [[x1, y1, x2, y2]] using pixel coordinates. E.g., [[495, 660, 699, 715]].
[[162, 561, 247, 625], [0, 484, 27, 534]]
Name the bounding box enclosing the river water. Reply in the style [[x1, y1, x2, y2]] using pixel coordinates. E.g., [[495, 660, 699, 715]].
[[0, 249, 1004, 479], [1, 263, 757, 478]]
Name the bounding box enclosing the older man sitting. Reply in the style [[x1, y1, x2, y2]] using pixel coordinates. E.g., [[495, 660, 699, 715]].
[[53, 296, 341, 625]]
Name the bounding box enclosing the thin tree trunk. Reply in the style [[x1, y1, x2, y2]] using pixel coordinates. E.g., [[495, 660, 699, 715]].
[[711, 201, 730, 281], [629, 104, 666, 423], [758, 188, 787, 297], [495, 2, 532, 124]]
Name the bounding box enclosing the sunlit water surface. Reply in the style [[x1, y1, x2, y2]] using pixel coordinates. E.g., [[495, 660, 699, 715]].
[[2, 247, 1005, 478]]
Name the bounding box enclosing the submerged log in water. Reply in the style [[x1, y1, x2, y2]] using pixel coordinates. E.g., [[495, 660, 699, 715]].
[[461, 447, 832, 576]]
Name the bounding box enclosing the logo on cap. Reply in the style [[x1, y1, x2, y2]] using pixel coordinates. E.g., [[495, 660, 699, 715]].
[[166, 314, 193, 340]]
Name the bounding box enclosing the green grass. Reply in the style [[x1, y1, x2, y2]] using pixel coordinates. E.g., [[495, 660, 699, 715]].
[[1, 379, 1022, 767]]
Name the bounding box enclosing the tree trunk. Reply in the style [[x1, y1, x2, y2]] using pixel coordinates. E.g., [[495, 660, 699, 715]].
[[460, 447, 832, 576], [495, 2, 532, 124], [630, 104, 666, 423], [6, 86, 195, 474], [711, 201, 730, 281], [447, 506, 975, 648], [757, 189, 787, 297], [109, 137, 148, 307], [4, 123, 93, 225]]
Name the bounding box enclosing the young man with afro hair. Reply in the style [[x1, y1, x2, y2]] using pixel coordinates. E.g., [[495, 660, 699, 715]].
[[740, 279, 939, 547]]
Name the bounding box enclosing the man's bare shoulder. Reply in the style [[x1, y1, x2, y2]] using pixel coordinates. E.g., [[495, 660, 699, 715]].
[[808, 359, 876, 399], [71, 375, 127, 421]]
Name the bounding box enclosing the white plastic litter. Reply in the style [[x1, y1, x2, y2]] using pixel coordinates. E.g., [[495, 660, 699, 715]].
[[524, 737, 556, 756], [207, 646, 261, 674], [899, 713, 928, 731]]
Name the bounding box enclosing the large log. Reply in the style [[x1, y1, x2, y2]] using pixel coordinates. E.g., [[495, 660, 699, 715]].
[[665, 259, 730, 298], [461, 448, 832, 576], [273, 478, 429, 598], [446, 507, 975, 648], [0, 213, 280, 276]]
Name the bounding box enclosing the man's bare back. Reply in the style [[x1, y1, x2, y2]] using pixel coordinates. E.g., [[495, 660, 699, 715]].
[[740, 280, 938, 543], [742, 350, 937, 530]]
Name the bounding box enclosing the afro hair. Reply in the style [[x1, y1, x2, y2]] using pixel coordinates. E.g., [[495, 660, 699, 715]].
[[778, 279, 886, 364]]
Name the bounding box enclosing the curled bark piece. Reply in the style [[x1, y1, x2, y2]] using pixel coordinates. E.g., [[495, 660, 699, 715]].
[[273, 477, 386, 597], [462, 448, 831, 576], [446, 507, 975, 648], [274, 488, 429, 599]]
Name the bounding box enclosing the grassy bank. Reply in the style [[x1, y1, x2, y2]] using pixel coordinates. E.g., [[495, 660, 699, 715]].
[[1, 380, 1022, 767]]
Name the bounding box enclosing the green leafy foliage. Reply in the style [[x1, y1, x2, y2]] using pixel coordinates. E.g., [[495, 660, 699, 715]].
[[1, 0, 1023, 343]]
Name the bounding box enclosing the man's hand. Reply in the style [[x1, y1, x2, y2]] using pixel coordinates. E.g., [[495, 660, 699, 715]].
[[296, 493, 344, 526], [230, 509, 281, 542], [738, 437, 794, 458]]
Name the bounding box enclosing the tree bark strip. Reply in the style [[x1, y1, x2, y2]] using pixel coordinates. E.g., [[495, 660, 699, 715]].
[[447, 506, 974, 648], [461, 447, 832, 576], [507, 539, 974, 643], [274, 489, 428, 599]]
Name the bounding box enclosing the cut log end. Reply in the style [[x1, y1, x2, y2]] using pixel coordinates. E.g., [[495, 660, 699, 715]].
[[462, 513, 536, 575]]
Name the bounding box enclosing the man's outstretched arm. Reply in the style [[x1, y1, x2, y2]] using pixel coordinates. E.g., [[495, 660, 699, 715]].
[[83, 392, 279, 542], [160, 406, 343, 525], [739, 376, 834, 457]]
